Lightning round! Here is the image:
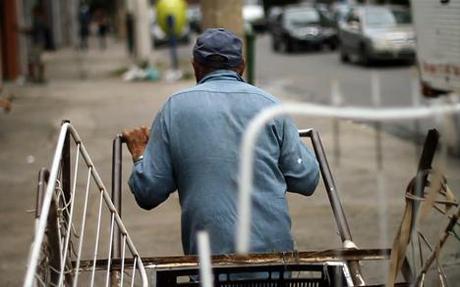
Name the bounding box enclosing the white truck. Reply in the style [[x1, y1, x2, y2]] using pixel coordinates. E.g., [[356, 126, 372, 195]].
[[411, 0, 460, 96], [411, 0, 460, 154]]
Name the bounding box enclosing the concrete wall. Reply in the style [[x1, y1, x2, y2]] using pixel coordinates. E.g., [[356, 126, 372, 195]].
[[1, 0, 20, 80]]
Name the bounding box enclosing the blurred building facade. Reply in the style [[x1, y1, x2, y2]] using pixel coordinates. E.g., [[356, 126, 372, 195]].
[[0, 0, 79, 82], [1, 0, 21, 81]]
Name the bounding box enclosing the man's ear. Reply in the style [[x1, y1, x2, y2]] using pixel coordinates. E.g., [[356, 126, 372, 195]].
[[236, 59, 246, 76], [192, 59, 202, 83], [192, 59, 198, 73]]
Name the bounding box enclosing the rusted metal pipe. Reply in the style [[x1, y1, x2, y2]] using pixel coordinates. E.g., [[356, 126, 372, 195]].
[[299, 129, 365, 285], [111, 135, 123, 286], [35, 168, 49, 219], [411, 129, 439, 234], [76, 248, 392, 272], [299, 129, 352, 242]]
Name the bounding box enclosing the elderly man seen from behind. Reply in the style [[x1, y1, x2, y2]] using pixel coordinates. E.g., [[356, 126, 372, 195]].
[[122, 28, 319, 258]]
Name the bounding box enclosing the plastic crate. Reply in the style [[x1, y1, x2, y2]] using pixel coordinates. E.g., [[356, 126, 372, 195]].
[[155, 263, 351, 287]]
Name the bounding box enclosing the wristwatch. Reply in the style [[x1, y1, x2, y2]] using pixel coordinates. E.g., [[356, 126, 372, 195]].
[[133, 155, 144, 163]]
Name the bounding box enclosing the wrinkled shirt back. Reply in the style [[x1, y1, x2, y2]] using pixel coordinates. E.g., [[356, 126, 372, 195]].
[[129, 70, 319, 256]]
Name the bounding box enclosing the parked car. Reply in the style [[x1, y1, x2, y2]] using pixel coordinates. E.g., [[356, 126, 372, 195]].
[[270, 5, 338, 53], [339, 5, 415, 65], [149, 8, 191, 48]]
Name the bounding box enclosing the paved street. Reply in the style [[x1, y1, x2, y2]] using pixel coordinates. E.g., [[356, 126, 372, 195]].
[[254, 34, 452, 144], [255, 34, 416, 107], [1, 37, 459, 285]]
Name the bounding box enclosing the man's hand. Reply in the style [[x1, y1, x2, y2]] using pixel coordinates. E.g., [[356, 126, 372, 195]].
[[122, 126, 149, 161]]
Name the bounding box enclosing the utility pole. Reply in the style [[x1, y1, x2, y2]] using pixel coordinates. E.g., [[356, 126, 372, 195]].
[[1, 0, 20, 80], [0, 35, 3, 86], [200, 0, 244, 38], [132, 0, 152, 63]]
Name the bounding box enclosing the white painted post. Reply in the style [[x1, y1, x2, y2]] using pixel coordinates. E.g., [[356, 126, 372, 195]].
[[331, 80, 343, 166], [412, 75, 422, 158], [371, 71, 383, 169], [198, 232, 213, 287], [133, 0, 152, 63]]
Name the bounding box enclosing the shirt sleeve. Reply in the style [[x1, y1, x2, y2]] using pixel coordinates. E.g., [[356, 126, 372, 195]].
[[128, 104, 177, 210], [278, 117, 320, 196]]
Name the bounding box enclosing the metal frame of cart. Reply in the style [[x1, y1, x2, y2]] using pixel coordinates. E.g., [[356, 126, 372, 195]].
[[24, 117, 459, 286]]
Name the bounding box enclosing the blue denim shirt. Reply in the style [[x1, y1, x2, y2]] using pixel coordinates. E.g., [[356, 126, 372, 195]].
[[128, 70, 319, 256]]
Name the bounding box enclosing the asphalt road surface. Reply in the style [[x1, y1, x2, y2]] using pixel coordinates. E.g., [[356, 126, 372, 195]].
[[255, 34, 416, 107], [253, 34, 453, 145]]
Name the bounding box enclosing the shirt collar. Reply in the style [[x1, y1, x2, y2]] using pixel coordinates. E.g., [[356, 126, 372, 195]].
[[198, 69, 245, 85]]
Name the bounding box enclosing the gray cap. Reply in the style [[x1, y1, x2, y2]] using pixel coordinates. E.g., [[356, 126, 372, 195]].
[[193, 28, 243, 68]]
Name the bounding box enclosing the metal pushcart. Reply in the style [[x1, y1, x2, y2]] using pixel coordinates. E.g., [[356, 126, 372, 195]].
[[24, 120, 459, 286]]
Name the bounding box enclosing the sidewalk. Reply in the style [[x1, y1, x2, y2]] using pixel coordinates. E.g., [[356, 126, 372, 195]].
[[1, 38, 459, 285]]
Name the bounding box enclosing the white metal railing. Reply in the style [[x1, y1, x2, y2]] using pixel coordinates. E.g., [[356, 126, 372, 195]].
[[24, 122, 148, 287]]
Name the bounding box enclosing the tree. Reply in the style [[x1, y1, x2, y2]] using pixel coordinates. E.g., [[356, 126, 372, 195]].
[[201, 0, 244, 37]]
